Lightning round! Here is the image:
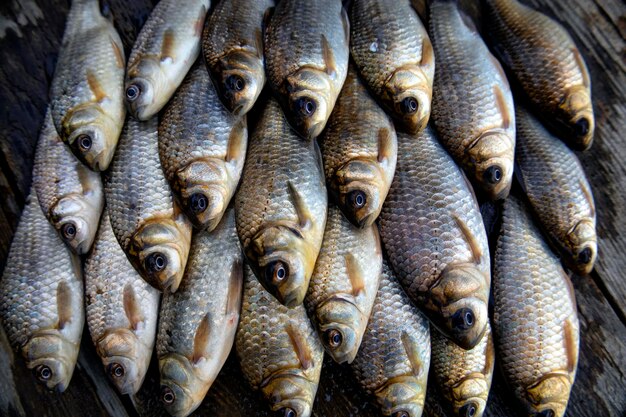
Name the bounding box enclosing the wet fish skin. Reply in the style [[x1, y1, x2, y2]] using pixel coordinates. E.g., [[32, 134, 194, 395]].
[[429, 1, 515, 200], [431, 322, 494, 417], [106, 117, 192, 293], [85, 209, 160, 395], [125, 0, 210, 121], [49, 0, 126, 171], [202, 0, 273, 116], [235, 98, 327, 307], [319, 64, 397, 228], [484, 0, 594, 150], [33, 109, 104, 255], [351, 260, 430, 417], [304, 204, 382, 364], [0, 192, 83, 392], [493, 195, 579, 417], [515, 107, 596, 275], [157, 208, 243, 417], [159, 60, 247, 231], [350, 0, 434, 134], [264, 0, 350, 139], [378, 128, 491, 350]]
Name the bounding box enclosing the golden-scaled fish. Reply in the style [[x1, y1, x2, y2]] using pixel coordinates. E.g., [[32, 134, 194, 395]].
[[157, 208, 243, 417], [159, 60, 248, 231], [319, 64, 397, 228], [33, 109, 104, 255], [493, 194, 580, 417], [304, 204, 382, 364], [430, 322, 494, 417], [483, 0, 594, 150], [515, 107, 597, 275], [202, 0, 273, 115], [350, 0, 434, 133], [351, 260, 430, 417], [236, 264, 323, 417], [378, 128, 490, 350], [429, 0, 515, 200], [105, 117, 192, 293], [125, 0, 210, 121], [235, 98, 327, 307], [0, 192, 83, 392], [85, 209, 160, 395], [49, 0, 126, 171], [264, 0, 349, 139]]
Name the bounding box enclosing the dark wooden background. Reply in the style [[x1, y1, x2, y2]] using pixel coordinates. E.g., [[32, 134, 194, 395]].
[[0, 0, 624, 416]]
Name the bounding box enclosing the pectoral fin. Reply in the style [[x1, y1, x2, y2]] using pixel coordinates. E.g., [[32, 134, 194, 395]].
[[192, 314, 211, 364], [226, 117, 248, 164], [401, 331, 424, 378], [225, 260, 243, 324], [56, 281, 73, 330], [287, 181, 312, 230], [420, 36, 434, 68], [563, 319, 578, 374], [452, 213, 483, 265], [286, 323, 314, 370], [161, 29, 176, 61], [123, 284, 145, 331], [321, 35, 337, 77], [345, 253, 365, 297], [377, 127, 394, 164], [493, 85, 511, 130]]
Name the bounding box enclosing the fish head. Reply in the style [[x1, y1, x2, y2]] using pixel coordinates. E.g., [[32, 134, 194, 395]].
[[247, 225, 314, 306], [261, 373, 317, 417], [565, 218, 597, 275], [315, 296, 365, 364], [50, 189, 102, 255], [466, 130, 514, 200], [22, 331, 78, 392], [213, 50, 265, 115], [375, 376, 426, 417], [383, 66, 431, 133], [130, 217, 192, 293], [332, 158, 385, 228], [159, 354, 205, 417], [559, 85, 594, 150], [125, 59, 167, 121], [285, 68, 333, 139], [449, 373, 490, 417], [425, 264, 489, 349], [524, 373, 572, 417], [174, 158, 229, 231], [64, 105, 118, 171]]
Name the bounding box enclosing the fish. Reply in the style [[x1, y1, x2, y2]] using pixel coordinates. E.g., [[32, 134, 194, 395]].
[[234, 98, 327, 307], [157, 208, 243, 417], [85, 209, 160, 395], [483, 0, 594, 150], [378, 128, 491, 350], [429, 0, 515, 200], [202, 0, 273, 116], [263, 0, 350, 139], [430, 322, 495, 417], [49, 0, 126, 171], [105, 116, 193, 293], [493, 194, 580, 417], [515, 106, 597, 275], [319, 64, 397, 228], [236, 264, 324, 417], [351, 260, 431, 417], [304, 204, 382, 364], [33, 109, 104, 255], [0, 191, 83, 392], [159, 60, 248, 231], [350, 0, 434, 133], [125, 0, 210, 121]]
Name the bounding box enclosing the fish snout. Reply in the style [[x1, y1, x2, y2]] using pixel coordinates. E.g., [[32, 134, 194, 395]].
[[384, 66, 432, 133], [316, 298, 364, 364], [97, 329, 147, 395], [467, 130, 514, 200], [159, 354, 202, 417], [23, 333, 76, 392], [66, 123, 107, 171], [376, 377, 426, 417], [214, 50, 265, 115], [125, 76, 155, 121], [524, 373, 572, 417], [450, 375, 490, 417], [334, 160, 384, 228], [561, 86, 594, 150], [261, 374, 317, 417], [285, 68, 332, 139]]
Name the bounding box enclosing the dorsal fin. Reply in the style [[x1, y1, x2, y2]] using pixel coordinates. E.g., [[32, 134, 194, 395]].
[[192, 314, 211, 364], [226, 117, 248, 164], [123, 283, 144, 331], [377, 127, 394, 163], [225, 260, 243, 323], [563, 318, 578, 374], [161, 29, 176, 61], [452, 213, 483, 264], [286, 323, 314, 370], [493, 85, 511, 130], [287, 180, 312, 230], [321, 35, 337, 77], [345, 253, 365, 297], [401, 331, 424, 378], [56, 281, 73, 330]]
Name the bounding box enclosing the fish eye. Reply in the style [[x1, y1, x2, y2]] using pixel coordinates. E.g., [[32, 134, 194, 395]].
[[577, 247, 592, 265], [296, 97, 316, 117], [483, 165, 503, 185], [35, 365, 52, 382], [145, 252, 167, 273], [276, 408, 296, 417], [226, 75, 245, 92], [392, 411, 410, 417], [460, 402, 478, 417], [77, 134, 92, 152], [160, 386, 176, 405], [574, 117, 589, 137], [265, 261, 288, 284], [126, 84, 141, 102], [108, 363, 125, 378], [347, 190, 367, 210], [325, 329, 343, 348], [189, 193, 208, 214], [452, 308, 475, 331], [400, 97, 418, 114], [61, 222, 77, 239], [535, 410, 555, 417]]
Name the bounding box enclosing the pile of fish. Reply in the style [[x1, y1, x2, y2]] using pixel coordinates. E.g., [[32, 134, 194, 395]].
[[0, 0, 597, 416]]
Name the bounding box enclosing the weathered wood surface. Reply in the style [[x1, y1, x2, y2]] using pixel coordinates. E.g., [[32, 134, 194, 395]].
[[0, 0, 624, 416]]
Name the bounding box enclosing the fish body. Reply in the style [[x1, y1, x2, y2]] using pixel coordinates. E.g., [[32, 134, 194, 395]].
[[351, 260, 431, 417], [264, 0, 349, 139], [202, 0, 273, 115], [49, 0, 126, 171], [515, 107, 596, 274], [157, 208, 243, 417], [429, 0, 515, 200], [85, 209, 160, 395], [379, 128, 490, 349], [125, 0, 210, 120], [304, 204, 382, 364], [350, 0, 434, 133], [484, 0, 594, 150], [159, 60, 247, 231], [33, 109, 104, 254], [319, 64, 397, 228], [235, 98, 327, 307], [493, 195, 580, 417], [106, 117, 192, 293], [0, 192, 83, 392]]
